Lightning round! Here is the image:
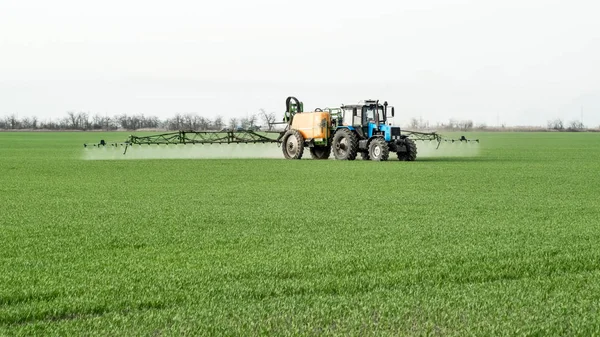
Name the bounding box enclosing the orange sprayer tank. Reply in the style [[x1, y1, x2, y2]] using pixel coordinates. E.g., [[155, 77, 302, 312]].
[[291, 111, 331, 141]]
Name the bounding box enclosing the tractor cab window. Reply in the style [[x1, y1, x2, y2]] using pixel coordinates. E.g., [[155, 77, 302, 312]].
[[363, 106, 384, 124], [342, 108, 353, 126]]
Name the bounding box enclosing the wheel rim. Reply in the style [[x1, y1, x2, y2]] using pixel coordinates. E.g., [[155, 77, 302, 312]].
[[286, 135, 298, 156], [373, 145, 381, 158], [335, 137, 348, 157]]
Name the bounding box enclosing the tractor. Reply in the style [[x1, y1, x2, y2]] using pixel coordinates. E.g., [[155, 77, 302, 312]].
[[280, 97, 417, 161], [83, 96, 477, 159]]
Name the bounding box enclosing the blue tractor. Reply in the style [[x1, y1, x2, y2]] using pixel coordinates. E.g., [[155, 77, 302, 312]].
[[328, 99, 417, 161]]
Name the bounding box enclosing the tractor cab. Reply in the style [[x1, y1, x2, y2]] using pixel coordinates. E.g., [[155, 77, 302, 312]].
[[341, 100, 396, 140]]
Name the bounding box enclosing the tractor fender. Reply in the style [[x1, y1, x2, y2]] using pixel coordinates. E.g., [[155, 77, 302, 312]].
[[367, 135, 385, 144]]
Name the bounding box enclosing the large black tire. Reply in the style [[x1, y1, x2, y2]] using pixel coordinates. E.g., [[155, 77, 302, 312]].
[[361, 152, 370, 160], [397, 138, 417, 161], [309, 146, 331, 160], [369, 137, 390, 161], [332, 129, 358, 160], [282, 129, 304, 159]]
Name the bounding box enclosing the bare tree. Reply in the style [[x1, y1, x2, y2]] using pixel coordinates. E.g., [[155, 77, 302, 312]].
[[181, 113, 195, 129], [447, 118, 458, 130], [458, 120, 474, 131], [59, 116, 71, 129], [259, 109, 276, 131], [21, 117, 33, 129], [67, 111, 78, 129], [80, 112, 90, 130], [117, 114, 131, 130], [409, 118, 419, 129], [247, 113, 257, 129], [92, 114, 105, 130], [213, 116, 224, 130], [165, 113, 184, 130], [64, 111, 89, 129], [193, 115, 203, 130], [475, 123, 487, 130], [147, 116, 160, 129], [107, 116, 120, 130], [234, 113, 259, 130], [547, 119, 564, 130], [238, 117, 248, 129], [229, 118, 238, 129], [568, 120, 585, 131], [198, 116, 211, 130], [7, 114, 19, 129]]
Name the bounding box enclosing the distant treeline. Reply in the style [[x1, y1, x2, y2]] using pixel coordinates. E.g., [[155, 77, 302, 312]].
[[0, 110, 278, 131], [409, 117, 591, 132], [0, 111, 594, 132]]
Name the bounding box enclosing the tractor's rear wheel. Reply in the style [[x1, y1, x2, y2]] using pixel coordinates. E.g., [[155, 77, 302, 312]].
[[397, 138, 417, 161], [332, 129, 358, 160], [282, 129, 304, 159], [369, 137, 390, 161], [309, 146, 331, 160]]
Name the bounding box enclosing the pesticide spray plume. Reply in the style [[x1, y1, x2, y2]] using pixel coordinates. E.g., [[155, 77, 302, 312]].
[[82, 140, 480, 160], [412, 139, 481, 158], [82, 143, 284, 160]]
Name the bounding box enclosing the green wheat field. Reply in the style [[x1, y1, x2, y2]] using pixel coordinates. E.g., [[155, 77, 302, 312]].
[[1, 131, 599, 336]]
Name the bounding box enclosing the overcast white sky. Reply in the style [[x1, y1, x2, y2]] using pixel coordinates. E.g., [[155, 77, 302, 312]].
[[1, 0, 599, 127]]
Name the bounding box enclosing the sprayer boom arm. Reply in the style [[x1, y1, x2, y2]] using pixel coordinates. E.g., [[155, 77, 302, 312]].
[[402, 130, 479, 149], [83, 129, 283, 155], [126, 130, 280, 145]]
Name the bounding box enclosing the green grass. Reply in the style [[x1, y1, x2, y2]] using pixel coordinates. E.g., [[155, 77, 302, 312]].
[[1, 131, 599, 336]]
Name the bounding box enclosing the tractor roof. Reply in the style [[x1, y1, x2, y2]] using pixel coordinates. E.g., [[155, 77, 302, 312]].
[[342, 100, 382, 108]]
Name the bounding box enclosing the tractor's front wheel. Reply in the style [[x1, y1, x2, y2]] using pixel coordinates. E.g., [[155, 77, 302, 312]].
[[282, 129, 304, 159], [309, 146, 331, 160], [332, 128, 358, 160], [369, 138, 390, 161], [397, 138, 417, 161]]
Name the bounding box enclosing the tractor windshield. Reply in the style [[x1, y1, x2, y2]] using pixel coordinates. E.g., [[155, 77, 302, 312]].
[[363, 106, 385, 123]]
